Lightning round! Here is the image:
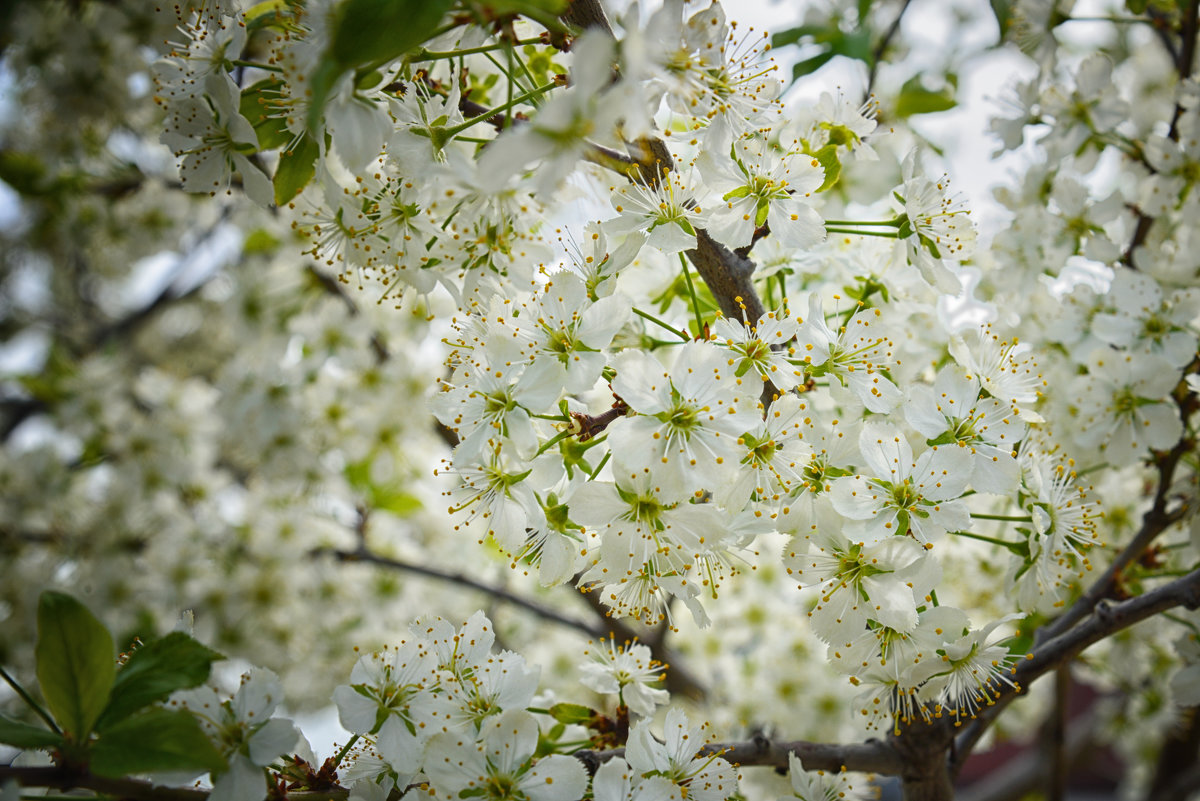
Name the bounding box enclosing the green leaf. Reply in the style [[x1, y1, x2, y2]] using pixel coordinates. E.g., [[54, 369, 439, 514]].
[[307, 0, 455, 131], [811, 144, 842, 192], [548, 703, 597, 725], [754, 197, 770, 228], [89, 708, 227, 778], [274, 133, 320, 206], [990, 0, 1013, 32], [770, 23, 830, 48], [926, 431, 958, 447], [894, 77, 957, 118], [834, 28, 873, 63], [0, 714, 64, 749], [330, 0, 455, 67], [791, 50, 836, 81], [240, 80, 292, 151], [35, 591, 115, 740], [95, 633, 223, 732]]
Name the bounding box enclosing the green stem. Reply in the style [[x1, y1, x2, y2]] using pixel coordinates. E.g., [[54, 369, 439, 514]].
[[439, 82, 557, 139], [536, 428, 575, 456], [950, 530, 1022, 549], [822, 218, 902, 227], [971, 513, 1034, 522], [231, 59, 283, 73], [589, 450, 611, 480], [632, 307, 690, 342], [332, 733, 360, 769], [679, 253, 706, 336], [0, 665, 60, 734], [412, 37, 544, 61], [823, 226, 900, 238], [1062, 15, 1151, 24]]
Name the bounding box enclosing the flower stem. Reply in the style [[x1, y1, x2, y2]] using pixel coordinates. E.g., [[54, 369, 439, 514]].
[[438, 81, 558, 140], [589, 450, 611, 479], [412, 37, 544, 61], [679, 253, 706, 336], [823, 226, 900, 238], [822, 218, 902, 227], [970, 513, 1034, 522], [951, 530, 1023, 550], [536, 428, 575, 456], [333, 734, 360, 768], [231, 59, 283, 73], [633, 307, 690, 342], [0, 665, 60, 734]]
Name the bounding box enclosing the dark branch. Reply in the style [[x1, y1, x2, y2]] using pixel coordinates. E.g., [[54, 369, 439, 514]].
[[954, 566, 1200, 771], [1038, 384, 1197, 644], [575, 733, 904, 775], [866, 0, 913, 95], [315, 543, 607, 639], [685, 229, 765, 325]]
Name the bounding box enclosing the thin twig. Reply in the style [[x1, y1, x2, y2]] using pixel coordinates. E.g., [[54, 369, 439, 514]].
[[866, 0, 913, 95], [315, 544, 607, 639]]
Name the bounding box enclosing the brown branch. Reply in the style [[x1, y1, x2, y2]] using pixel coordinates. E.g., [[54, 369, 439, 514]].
[[1158, 761, 1200, 801], [0, 765, 377, 801], [314, 543, 608, 640], [685, 229, 765, 326], [1147, 706, 1200, 800], [954, 565, 1200, 772], [1037, 389, 1197, 644], [1045, 665, 1070, 801], [575, 733, 904, 775], [866, 0, 914, 95], [573, 580, 707, 702], [956, 708, 1099, 801]]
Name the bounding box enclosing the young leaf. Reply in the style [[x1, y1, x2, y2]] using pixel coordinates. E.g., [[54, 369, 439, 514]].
[[791, 50, 836, 81], [307, 0, 455, 131], [95, 632, 224, 732], [35, 591, 115, 740], [548, 702, 597, 725], [89, 708, 227, 778], [0, 714, 64, 749], [894, 76, 957, 118], [274, 133, 320, 206], [811, 145, 842, 192], [240, 79, 292, 151]]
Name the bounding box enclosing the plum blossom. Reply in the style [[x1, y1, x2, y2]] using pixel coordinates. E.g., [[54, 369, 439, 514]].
[[829, 422, 972, 546], [424, 709, 587, 801]]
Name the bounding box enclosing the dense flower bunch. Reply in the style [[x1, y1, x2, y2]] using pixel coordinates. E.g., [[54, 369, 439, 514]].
[[2, 0, 1200, 799]]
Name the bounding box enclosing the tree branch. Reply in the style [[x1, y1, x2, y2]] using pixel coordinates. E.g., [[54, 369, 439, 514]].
[[573, 580, 708, 701], [956, 708, 1099, 801], [866, 0, 913, 95], [953, 565, 1200, 772], [575, 733, 904, 775], [1037, 388, 1197, 644], [313, 542, 607, 639]]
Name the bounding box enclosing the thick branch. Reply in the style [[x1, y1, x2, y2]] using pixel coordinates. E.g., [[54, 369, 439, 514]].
[[956, 709, 1098, 801], [0, 766, 368, 801], [1038, 395, 1196, 643], [954, 566, 1200, 770], [576, 734, 904, 775], [685, 229, 765, 325]]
